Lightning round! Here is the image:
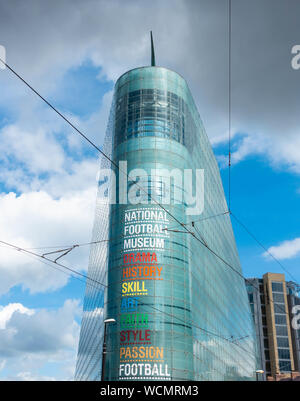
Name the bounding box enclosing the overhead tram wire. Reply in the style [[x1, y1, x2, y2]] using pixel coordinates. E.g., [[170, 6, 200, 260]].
[[164, 216, 293, 318], [0, 235, 279, 360], [0, 55, 292, 345], [166, 211, 230, 231], [223, 1, 299, 312], [0, 237, 257, 357], [0, 23, 290, 368], [0, 57, 248, 287], [228, 0, 232, 213], [231, 213, 300, 286], [17, 249, 97, 290], [225, 2, 298, 289], [0, 239, 107, 290], [0, 57, 204, 244], [0, 239, 110, 252], [0, 56, 290, 317]]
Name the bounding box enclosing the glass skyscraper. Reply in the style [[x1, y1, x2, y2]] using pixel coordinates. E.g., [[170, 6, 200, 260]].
[[75, 64, 257, 381]]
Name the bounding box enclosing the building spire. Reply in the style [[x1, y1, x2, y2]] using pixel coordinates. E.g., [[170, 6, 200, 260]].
[[150, 31, 156, 66]]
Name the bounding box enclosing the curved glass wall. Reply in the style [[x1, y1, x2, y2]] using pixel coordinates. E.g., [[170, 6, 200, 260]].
[[102, 67, 257, 381], [76, 66, 258, 381]]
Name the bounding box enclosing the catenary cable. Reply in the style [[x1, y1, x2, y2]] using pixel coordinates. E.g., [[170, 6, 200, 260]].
[[0, 56, 287, 299], [228, 0, 232, 212], [0, 237, 256, 358], [1, 54, 295, 360], [231, 213, 300, 286]]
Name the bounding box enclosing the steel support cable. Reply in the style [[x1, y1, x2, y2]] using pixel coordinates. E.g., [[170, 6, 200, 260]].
[[165, 211, 230, 232], [231, 213, 300, 286], [1, 238, 256, 356], [0, 225, 291, 335], [0, 58, 256, 306], [16, 249, 100, 291], [0, 57, 257, 305], [0, 239, 107, 289], [1, 56, 292, 354], [225, 2, 298, 290], [0, 25, 258, 372], [165, 220, 293, 318], [228, 0, 232, 212], [0, 239, 110, 252], [1, 220, 290, 340], [0, 57, 207, 250]]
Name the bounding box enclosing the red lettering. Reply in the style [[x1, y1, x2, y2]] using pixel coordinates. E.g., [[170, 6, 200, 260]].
[[123, 252, 157, 264], [120, 330, 151, 343], [151, 252, 157, 263]]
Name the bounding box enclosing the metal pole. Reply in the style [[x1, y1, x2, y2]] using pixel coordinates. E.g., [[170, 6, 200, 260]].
[[255, 370, 264, 381], [101, 322, 107, 381]]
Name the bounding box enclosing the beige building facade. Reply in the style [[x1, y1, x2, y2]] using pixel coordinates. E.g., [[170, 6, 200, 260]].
[[263, 273, 295, 377]]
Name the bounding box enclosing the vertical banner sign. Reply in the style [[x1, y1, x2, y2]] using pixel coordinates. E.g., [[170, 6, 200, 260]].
[[119, 207, 171, 380]]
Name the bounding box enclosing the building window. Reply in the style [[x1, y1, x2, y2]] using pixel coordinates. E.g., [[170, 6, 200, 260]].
[[277, 337, 289, 348], [272, 293, 285, 303], [274, 303, 286, 314], [278, 348, 290, 360], [275, 314, 286, 325], [279, 360, 291, 372], [276, 326, 288, 336], [272, 282, 284, 293]]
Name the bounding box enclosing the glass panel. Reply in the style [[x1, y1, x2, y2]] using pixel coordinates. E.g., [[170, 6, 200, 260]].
[[275, 314, 287, 325], [272, 282, 283, 293], [274, 303, 286, 314], [273, 293, 285, 303], [278, 349, 290, 359], [77, 67, 259, 381], [279, 360, 291, 372], [277, 337, 289, 348], [276, 326, 288, 336]]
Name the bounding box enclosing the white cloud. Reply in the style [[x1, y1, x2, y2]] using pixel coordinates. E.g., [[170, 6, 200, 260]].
[[0, 303, 33, 329], [0, 360, 6, 372], [0, 80, 102, 296], [0, 300, 81, 381], [3, 371, 56, 381], [0, 0, 299, 382], [0, 124, 66, 174], [1, 0, 300, 176], [0, 188, 97, 295], [224, 132, 300, 174], [263, 237, 300, 260]]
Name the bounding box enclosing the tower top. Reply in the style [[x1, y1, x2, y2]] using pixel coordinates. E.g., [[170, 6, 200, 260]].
[[150, 31, 156, 66]]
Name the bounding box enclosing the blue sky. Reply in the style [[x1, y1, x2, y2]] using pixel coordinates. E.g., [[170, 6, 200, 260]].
[[0, 0, 299, 381]]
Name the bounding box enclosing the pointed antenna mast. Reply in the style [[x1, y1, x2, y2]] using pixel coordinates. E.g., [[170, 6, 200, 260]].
[[150, 31, 156, 66]]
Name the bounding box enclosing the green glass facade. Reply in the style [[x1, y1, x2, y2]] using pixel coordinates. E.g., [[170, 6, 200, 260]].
[[75, 66, 257, 381]]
